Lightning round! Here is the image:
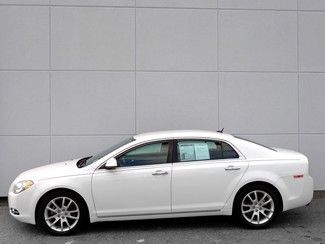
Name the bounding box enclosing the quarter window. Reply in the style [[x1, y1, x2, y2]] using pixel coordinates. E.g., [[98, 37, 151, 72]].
[[177, 140, 239, 162], [117, 142, 170, 167]]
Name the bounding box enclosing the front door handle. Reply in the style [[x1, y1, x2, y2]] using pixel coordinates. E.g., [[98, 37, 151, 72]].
[[152, 170, 168, 176], [225, 165, 241, 171]]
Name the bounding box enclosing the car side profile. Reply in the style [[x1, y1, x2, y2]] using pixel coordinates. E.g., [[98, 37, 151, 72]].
[[8, 130, 313, 235]]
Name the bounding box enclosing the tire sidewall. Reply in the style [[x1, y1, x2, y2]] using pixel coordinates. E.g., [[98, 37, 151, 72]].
[[234, 184, 280, 229], [36, 190, 87, 235]]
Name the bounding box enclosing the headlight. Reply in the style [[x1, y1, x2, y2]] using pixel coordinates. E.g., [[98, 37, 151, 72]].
[[13, 180, 34, 194]]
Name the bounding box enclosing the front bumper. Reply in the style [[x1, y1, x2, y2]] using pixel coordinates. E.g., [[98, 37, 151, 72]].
[[8, 186, 39, 225]]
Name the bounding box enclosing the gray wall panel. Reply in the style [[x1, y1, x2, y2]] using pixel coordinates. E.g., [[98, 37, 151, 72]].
[[299, 0, 325, 10], [136, 72, 218, 132], [0, 72, 50, 135], [219, 72, 298, 134], [218, 0, 297, 10], [136, 8, 218, 71], [299, 73, 325, 133], [51, 7, 135, 70], [136, 0, 218, 8], [51, 0, 135, 6], [51, 71, 135, 135], [299, 12, 325, 72], [0, 0, 49, 4], [219, 10, 297, 71], [0, 6, 49, 69]]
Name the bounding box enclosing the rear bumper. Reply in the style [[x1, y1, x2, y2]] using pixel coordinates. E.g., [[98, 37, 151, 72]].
[[281, 175, 313, 211]]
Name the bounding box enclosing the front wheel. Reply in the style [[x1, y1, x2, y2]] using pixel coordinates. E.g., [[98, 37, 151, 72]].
[[36, 191, 87, 235], [234, 185, 280, 228]]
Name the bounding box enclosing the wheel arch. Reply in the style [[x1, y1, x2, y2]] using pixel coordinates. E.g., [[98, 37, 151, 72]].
[[34, 187, 90, 224], [232, 181, 283, 213]]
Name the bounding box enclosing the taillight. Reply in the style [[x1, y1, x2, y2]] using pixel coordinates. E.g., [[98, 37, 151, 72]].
[[293, 174, 304, 179]]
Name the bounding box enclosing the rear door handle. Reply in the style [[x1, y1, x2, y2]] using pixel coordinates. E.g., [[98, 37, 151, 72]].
[[152, 170, 168, 176], [225, 165, 241, 171]]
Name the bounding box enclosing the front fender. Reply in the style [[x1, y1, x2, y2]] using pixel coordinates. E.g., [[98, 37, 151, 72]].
[[33, 174, 96, 222]]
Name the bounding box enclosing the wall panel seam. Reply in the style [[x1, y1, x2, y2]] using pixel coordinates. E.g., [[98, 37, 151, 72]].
[[297, 0, 301, 152], [49, 2, 52, 163]]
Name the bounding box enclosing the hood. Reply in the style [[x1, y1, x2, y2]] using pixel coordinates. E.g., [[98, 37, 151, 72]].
[[15, 159, 91, 182]]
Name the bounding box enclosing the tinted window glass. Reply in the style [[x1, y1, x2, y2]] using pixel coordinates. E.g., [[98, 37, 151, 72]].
[[117, 142, 169, 167], [177, 140, 239, 162], [234, 136, 276, 151]]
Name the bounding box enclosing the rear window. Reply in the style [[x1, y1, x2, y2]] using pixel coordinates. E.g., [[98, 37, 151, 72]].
[[234, 136, 277, 152]]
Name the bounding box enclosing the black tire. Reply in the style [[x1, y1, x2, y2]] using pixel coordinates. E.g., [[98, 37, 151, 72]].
[[233, 184, 281, 229], [36, 190, 88, 235]]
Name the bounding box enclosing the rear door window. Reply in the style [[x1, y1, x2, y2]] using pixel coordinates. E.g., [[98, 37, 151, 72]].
[[176, 140, 239, 162]]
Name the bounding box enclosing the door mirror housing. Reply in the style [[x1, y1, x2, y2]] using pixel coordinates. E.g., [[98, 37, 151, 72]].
[[104, 158, 117, 170]]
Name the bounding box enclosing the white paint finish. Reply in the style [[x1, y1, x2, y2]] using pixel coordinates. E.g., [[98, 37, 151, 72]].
[[7, 130, 313, 228], [51, 0, 134, 6], [0, 72, 49, 135], [219, 0, 297, 10], [299, 12, 325, 72], [136, 72, 218, 132], [136, 0, 217, 8], [219, 72, 298, 134], [51, 135, 130, 163], [298, 0, 325, 10], [219, 10, 297, 71], [236, 134, 299, 151], [0, 6, 49, 69], [0, 0, 49, 4], [92, 164, 171, 216], [51, 71, 135, 135], [136, 8, 217, 71], [300, 134, 325, 190], [0, 136, 50, 195], [172, 160, 248, 211], [299, 73, 325, 133], [51, 7, 135, 70]]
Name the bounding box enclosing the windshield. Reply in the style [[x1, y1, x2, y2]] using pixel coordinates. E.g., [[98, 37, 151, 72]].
[[78, 137, 135, 168]]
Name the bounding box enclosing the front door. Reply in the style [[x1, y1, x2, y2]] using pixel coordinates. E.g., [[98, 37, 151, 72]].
[[172, 140, 248, 212], [92, 141, 172, 217]]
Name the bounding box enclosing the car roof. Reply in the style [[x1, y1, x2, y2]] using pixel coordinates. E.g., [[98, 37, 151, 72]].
[[133, 130, 233, 142]]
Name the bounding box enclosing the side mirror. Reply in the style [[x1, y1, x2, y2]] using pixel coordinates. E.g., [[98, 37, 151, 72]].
[[104, 158, 117, 170]]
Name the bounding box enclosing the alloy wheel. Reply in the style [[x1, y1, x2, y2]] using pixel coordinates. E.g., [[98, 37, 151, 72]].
[[44, 196, 80, 232], [241, 190, 274, 225]]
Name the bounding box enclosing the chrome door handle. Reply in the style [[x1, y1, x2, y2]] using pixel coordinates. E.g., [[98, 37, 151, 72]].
[[225, 165, 241, 171], [152, 170, 168, 176]]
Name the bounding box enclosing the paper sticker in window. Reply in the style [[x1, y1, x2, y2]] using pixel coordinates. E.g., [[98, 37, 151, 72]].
[[179, 143, 195, 161], [178, 141, 210, 161], [194, 142, 210, 160]]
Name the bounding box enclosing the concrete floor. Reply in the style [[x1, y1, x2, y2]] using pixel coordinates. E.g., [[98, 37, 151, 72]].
[[0, 195, 324, 244]]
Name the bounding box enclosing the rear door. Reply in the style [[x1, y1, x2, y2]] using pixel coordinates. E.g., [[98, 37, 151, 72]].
[[172, 139, 248, 212]]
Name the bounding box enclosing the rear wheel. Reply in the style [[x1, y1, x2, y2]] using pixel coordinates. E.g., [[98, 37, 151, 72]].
[[234, 185, 280, 228], [36, 191, 87, 235]]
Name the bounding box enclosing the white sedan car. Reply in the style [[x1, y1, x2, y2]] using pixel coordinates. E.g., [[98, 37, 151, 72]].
[[8, 130, 313, 235]]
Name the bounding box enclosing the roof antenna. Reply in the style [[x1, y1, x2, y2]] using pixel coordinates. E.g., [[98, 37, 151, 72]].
[[217, 128, 224, 133]]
